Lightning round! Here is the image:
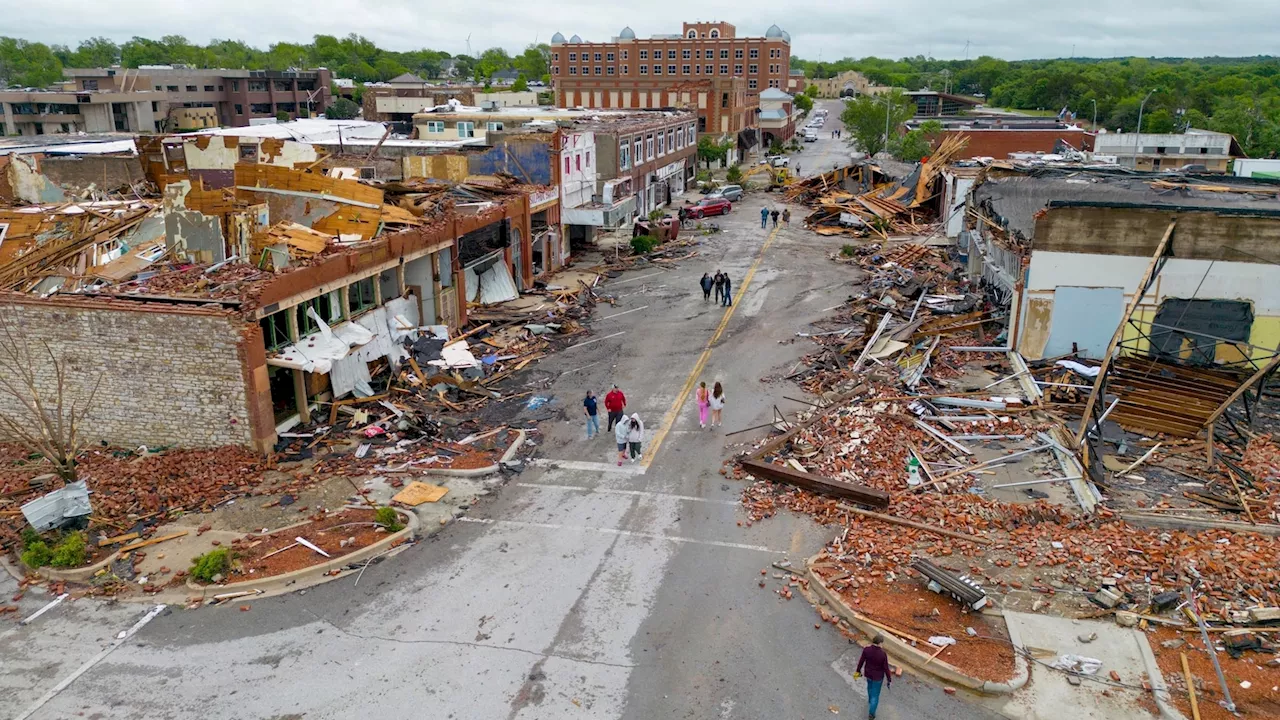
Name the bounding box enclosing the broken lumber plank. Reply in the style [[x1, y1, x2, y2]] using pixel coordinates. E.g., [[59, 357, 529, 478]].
[[98, 532, 140, 547], [444, 322, 491, 347], [741, 458, 889, 509], [1180, 652, 1201, 720], [1120, 512, 1280, 536], [836, 503, 990, 545], [118, 531, 188, 553]]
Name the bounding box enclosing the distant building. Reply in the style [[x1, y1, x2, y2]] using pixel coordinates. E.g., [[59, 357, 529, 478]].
[[0, 87, 161, 135], [907, 117, 1092, 160], [757, 88, 797, 146], [904, 90, 982, 117], [809, 70, 892, 99], [1092, 128, 1241, 173], [62, 66, 332, 128], [548, 21, 792, 144]]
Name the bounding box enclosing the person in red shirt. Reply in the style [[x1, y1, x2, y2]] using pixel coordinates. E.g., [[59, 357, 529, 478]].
[[604, 385, 627, 432], [855, 634, 892, 718]]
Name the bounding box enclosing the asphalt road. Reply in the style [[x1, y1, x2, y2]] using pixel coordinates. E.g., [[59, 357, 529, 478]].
[[1, 136, 1004, 720], [792, 100, 852, 178]]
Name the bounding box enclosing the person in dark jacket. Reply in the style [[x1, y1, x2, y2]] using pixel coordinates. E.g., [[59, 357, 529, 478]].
[[713, 271, 726, 304], [721, 273, 733, 306], [700, 273, 714, 302], [770, 209, 780, 227], [855, 634, 893, 718]]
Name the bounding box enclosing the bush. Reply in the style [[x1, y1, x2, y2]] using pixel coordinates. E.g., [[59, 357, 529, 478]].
[[695, 170, 711, 183], [840, 244, 857, 257], [375, 506, 404, 533], [725, 164, 743, 183], [49, 532, 87, 568], [768, 141, 785, 156], [21, 526, 40, 547], [630, 235, 660, 254], [191, 547, 231, 583], [647, 208, 666, 223], [21, 540, 52, 568]]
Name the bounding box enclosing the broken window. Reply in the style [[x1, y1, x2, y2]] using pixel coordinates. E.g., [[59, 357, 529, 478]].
[[297, 291, 344, 335], [239, 143, 258, 162], [349, 277, 377, 316], [260, 311, 291, 351], [234, 104, 244, 115], [1149, 298, 1254, 366]]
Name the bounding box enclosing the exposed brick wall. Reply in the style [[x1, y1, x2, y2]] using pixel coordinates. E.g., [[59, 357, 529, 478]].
[[39, 156, 147, 194], [943, 129, 1089, 160], [0, 300, 256, 449]]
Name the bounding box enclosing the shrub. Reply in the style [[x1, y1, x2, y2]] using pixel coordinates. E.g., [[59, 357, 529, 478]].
[[375, 506, 404, 533], [695, 170, 711, 183], [49, 532, 87, 568], [768, 140, 784, 155], [630, 235, 660, 254], [647, 208, 666, 223], [21, 540, 52, 568], [190, 548, 231, 583], [725, 164, 743, 183], [21, 526, 40, 547], [840, 244, 857, 257]]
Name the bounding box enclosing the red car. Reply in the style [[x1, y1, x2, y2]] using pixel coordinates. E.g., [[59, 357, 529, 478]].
[[687, 197, 732, 218]]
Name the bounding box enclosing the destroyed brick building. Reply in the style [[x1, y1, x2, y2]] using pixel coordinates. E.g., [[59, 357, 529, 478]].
[[0, 124, 555, 453]]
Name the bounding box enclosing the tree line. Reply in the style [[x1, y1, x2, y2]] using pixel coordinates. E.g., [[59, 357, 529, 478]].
[[793, 54, 1280, 157], [0, 33, 551, 89]]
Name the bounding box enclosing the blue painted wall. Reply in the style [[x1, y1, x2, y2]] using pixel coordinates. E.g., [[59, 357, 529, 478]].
[[468, 139, 552, 185]]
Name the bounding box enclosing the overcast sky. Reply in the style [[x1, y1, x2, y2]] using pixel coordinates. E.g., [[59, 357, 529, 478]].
[[8, 0, 1280, 61]]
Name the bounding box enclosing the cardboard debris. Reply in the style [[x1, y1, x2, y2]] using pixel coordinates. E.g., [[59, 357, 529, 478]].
[[392, 481, 449, 506]]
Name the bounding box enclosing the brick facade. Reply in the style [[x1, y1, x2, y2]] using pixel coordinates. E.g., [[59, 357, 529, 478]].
[[941, 129, 1090, 160], [0, 299, 257, 450]]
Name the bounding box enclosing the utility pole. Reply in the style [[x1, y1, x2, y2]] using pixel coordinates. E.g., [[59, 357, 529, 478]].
[[1091, 98, 1097, 131], [883, 94, 892, 158], [1134, 88, 1155, 169]]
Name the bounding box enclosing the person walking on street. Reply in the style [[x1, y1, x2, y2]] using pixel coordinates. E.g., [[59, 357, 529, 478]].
[[713, 271, 725, 305], [583, 390, 600, 439], [614, 415, 630, 466], [795, 163, 801, 176], [855, 634, 893, 719], [695, 381, 710, 429], [760, 206, 769, 229], [604, 384, 627, 432], [782, 208, 791, 226], [709, 381, 726, 426], [770, 209, 780, 227], [626, 413, 644, 462], [700, 272, 713, 302], [721, 274, 733, 306]]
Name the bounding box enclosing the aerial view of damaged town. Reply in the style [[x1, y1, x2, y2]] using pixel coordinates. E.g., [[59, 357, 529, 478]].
[[1, 2, 1279, 718]]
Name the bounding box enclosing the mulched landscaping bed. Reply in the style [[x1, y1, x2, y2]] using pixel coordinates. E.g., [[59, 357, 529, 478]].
[[216, 508, 399, 581]]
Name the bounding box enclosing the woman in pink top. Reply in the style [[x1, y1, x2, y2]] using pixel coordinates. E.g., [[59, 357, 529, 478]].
[[695, 381, 710, 429]]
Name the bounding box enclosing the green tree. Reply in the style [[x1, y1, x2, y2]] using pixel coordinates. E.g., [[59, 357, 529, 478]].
[[0, 38, 64, 87], [476, 47, 512, 82], [512, 74, 529, 92], [70, 37, 120, 67], [1142, 108, 1176, 134], [806, 84, 820, 97], [697, 135, 732, 168], [840, 89, 914, 158], [793, 93, 813, 112], [324, 97, 360, 120], [514, 44, 549, 82], [726, 164, 743, 182], [890, 128, 933, 162], [373, 57, 408, 81]]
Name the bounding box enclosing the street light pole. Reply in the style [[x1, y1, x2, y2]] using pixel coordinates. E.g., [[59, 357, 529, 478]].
[[1133, 88, 1155, 169], [883, 94, 892, 158], [1091, 98, 1097, 131]]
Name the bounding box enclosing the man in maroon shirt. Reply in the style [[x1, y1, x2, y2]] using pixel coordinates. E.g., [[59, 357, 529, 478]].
[[604, 385, 627, 432], [855, 634, 892, 718]]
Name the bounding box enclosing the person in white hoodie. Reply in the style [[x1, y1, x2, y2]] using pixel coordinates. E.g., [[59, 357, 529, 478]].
[[614, 415, 631, 466], [626, 413, 645, 463]]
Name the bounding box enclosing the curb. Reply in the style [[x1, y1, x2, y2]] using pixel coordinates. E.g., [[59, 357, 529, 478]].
[[424, 429, 527, 477], [1135, 628, 1187, 720], [181, 509, 420, 602], [26, 549, 122, 584], [805, 555, 1030, 695]]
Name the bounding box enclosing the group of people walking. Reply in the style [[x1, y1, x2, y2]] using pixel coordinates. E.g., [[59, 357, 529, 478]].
[[760, 206, 790, 229], [830, 128, 843, 139], [583, 385, 645, 465], [699, 271, 733, 306]]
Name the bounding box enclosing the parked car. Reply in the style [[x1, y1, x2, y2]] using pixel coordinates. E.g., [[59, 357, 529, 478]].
[[705, 184, 744, 202], [765, 155, 790, 168], [688, 197, 732, 218], [803, 129, 818, 142]]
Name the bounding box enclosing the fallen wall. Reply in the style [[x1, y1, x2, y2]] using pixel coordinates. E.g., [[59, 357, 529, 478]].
[[0, 299, 258, 449], [38, 156, 147, 194]]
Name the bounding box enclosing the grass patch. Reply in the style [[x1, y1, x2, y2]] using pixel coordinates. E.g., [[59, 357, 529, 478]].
[[375, 506, 404, 533], [190, 547, 231, 583]]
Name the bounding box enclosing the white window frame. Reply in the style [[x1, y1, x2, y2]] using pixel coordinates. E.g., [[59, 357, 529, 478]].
[[667, 129, 674, 152], [748, 79, 758, 90], [687, 29, 697, 38], [735, 64, 743, 75], [682, 64, 690, 75], [619, 140, 630, 170], [424, 121, 444, 134], [720, 64, 728, 74], [646, 134, 654, 160], [639, 65, 648, 75], [720, 49, 729, 59], [633, 137, 642, 164], [569, 66, 578, 75], [682, 49, 691, 59], [735, 49, 744, 59], [705, 64, 713, 74], [749, 64, 758, 74], [657, 132, 665, 156], [676, 127, 684, 148], [457, 121, 475, 138], [640, 49, 648, 59], [668, 64, 676, 75], [750, 48, 759, 59], [607, 52, 615, 61], [653, 65, 662, 75], [569, 52, 577, 61], [668, 49, 677, 59], [486, 121, 504, 132], [709, 29, 720, 38]]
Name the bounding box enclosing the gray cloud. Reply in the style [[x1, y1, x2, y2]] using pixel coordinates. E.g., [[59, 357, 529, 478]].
[[7, 0, 1280, 60]]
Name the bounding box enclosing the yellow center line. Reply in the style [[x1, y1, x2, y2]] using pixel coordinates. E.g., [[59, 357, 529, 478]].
[[641, 222, 783, 467]]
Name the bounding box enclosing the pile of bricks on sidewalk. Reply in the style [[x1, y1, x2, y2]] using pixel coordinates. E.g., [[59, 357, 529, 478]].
[[730, 236, 1280, 684]]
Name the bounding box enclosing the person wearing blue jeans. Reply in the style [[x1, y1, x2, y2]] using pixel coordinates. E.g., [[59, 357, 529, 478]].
[[855, 634, 893, 718], [583, 390, 600, 439], [760, 206, 769, 228]]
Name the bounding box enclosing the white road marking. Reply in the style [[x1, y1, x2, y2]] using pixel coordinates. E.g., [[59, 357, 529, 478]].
[[455, 517, 779, 553], [514, 482, 737, 506], [528, 458, 647, 475], [599, 305, 649, 321], [565, 331, 627, 351], [609, 271, 666, 286], [21, 592, 68, 625], [13, 604, 167, 720]]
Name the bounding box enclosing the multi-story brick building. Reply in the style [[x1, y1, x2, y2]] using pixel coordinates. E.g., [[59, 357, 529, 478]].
[[548, 21, 791, 140], [62, 66, 332, 128]]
